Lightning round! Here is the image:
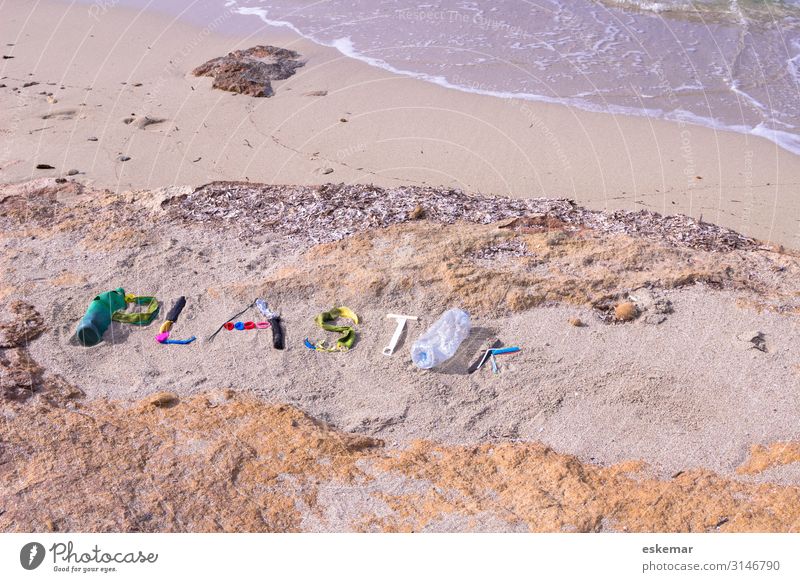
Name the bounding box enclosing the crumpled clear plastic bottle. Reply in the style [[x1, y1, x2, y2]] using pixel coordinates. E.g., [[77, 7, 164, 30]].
[[411, 308, 471, 369]]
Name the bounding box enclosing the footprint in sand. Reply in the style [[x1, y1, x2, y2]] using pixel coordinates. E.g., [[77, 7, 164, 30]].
[[41, 109, 77, 120], [123, 115, 167, 130]]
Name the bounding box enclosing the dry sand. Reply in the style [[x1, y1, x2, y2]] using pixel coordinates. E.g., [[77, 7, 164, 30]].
[[32, 285, 800, 482], [2, 177, 800, 533], [5, 389, 800, 533], [2, 0, 800, 248], [2, 178, 798, 484]]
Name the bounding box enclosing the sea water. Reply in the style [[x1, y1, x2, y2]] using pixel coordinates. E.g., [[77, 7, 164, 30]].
[[227, 0, 800, 156]]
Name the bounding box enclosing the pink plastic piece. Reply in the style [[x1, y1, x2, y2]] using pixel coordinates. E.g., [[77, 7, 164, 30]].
[[256, 321, 271, 329], [155, 332, 170, 343]]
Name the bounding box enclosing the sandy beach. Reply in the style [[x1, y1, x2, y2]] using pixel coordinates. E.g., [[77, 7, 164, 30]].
[[2, 0, 800, 534], [2, 0, 799, 248]]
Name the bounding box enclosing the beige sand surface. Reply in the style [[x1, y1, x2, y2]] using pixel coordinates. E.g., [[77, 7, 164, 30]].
[[1, 0, 799, 248], [5, 387, 800, 532], [3, 178, 798, 483]]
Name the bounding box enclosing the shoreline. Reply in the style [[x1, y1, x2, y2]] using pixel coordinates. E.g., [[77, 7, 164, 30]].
[[1, 0, 799, 249], [233, 3, 800, 159], [71, 0, 800, 158]]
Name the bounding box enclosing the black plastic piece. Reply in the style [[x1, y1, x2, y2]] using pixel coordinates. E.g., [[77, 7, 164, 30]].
[[270, 316, 284, 350], [166, 296, 187, 323]]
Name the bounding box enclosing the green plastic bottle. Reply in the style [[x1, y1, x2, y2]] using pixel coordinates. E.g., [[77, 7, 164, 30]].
[[75, 288, 127, 346]]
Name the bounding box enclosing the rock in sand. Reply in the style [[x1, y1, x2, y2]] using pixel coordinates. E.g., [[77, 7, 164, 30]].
[[192, 45, 305, 98]]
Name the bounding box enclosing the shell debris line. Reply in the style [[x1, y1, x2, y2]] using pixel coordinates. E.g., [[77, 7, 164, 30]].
[[168, 181, 760, 251]]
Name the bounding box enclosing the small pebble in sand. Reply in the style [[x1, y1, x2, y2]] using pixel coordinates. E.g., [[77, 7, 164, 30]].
[[35, 163, 55, 170], [118, 155, 131, 162], [613, 301, 639, 322], [321, 167, 334, 175], [47, 96, 57, 104], [339, 118, 348, 123], [409, 205, 425, 220], [67, 169, 79, 176], [569, 317, 584, 327], [87, 137, 98, 141]]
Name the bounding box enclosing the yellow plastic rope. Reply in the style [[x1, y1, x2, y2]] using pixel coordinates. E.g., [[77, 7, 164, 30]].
[[112, 294, 160, 325], [308, 306, 359, 351]]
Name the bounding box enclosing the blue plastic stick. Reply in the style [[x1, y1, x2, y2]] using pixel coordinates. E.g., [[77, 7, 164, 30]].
[[163, 336, 196, 345], [489, 346, 520, 356]]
